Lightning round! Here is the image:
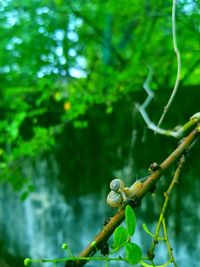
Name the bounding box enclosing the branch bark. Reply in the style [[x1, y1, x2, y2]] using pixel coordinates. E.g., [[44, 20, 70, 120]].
[[65, 125, 200, 267]]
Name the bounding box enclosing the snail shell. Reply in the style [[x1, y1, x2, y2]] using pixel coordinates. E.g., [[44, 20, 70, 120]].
[[109, 179, 125, 192], [106, 190, 123, 208]]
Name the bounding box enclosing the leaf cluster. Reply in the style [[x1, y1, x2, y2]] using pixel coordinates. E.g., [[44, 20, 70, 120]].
[[112, 205, 142, 265]]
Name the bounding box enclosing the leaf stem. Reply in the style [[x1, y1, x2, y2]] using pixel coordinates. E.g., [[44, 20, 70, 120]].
[[28, 255, 128, 265]]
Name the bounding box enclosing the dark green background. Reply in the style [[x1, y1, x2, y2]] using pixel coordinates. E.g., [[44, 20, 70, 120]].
[[0, 0, 199, 266]]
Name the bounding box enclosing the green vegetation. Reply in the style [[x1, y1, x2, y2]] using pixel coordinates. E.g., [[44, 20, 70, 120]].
[[24, 205, 142, 266], [0, 0, 200, 266], [0, 0, 199, 193]]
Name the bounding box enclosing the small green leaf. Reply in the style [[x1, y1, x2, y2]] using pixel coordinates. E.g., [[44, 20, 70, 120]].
[[125, 205, 136, 236], [142, 223, 154, 237], [125, 242, 142, 265], [142, 223, 165, 241], [113, 225, 128, 249]]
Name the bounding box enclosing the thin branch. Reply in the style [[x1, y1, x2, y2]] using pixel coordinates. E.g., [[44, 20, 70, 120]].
[[138, 67, 200, 138], [65, 126, 200, 267], [162, 218, 177, 267], [30, 256, 128, 264], [138, 67, 178, 137], [142, 67, 154, 110], [148, 155, 186, 260], [157, 0, 181, 127]]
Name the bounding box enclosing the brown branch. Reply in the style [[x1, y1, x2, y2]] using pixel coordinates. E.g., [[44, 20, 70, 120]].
[[65, 125, 200, 267]]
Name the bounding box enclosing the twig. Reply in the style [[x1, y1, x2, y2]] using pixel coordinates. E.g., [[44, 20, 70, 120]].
[[138, 67, 174, 136], [65, 126, 200, 267], [139, 67, 200, 138], [138, 67, 179, 137], [157, 0, 181, 127], [148, 155, 186, 260], [162, 218, 177, 267], [142, 67, 154, 110], [30, 255, 128, 264]]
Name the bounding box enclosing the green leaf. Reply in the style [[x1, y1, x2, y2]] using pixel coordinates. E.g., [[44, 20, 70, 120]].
[[125, 242, 142, 265], [142, 223, 165, 241], [142, 223, 154, 237], [125, 205, 136, 236], [113, 225, 128, 249]]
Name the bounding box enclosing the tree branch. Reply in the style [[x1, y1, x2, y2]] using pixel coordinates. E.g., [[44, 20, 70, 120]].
[[65, 125, 200, 267]]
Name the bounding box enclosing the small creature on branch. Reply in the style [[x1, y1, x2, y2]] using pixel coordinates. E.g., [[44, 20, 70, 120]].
[[106, 177, 148, 208]]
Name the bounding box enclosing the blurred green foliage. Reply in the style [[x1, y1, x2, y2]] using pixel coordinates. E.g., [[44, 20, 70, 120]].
[[0, 0, 199, 192]]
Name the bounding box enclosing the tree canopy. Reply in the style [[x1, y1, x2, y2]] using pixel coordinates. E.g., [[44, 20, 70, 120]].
[[0, 0, 199, 192]]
